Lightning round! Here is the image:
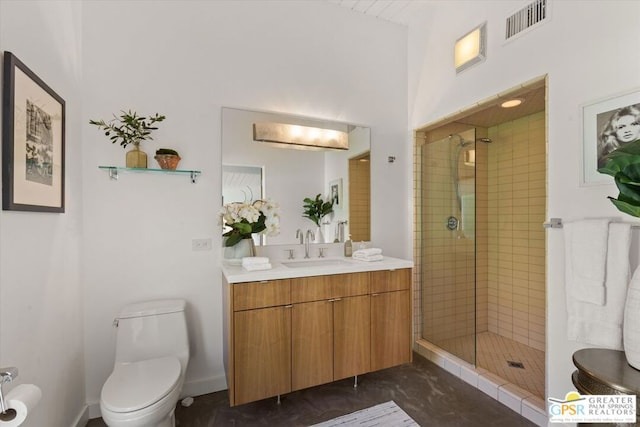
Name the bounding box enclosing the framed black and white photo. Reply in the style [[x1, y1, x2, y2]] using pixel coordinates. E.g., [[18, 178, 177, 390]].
[[329, 178, 343, 213], [582, 89, 640, 186], [2, 51, 65, 212]]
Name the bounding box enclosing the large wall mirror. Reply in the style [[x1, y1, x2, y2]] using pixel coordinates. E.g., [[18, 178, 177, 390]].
[[222, 107, 371, 246]]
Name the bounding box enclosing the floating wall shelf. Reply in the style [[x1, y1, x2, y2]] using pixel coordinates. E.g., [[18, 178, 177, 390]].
[[98, 166, 201, 183]]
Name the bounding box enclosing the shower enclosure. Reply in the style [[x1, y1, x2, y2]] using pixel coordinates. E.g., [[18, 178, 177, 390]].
[[419, 129, 481, 365], [415, 111, 546, 399]]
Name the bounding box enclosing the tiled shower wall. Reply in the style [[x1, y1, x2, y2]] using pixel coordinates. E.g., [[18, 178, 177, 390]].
[[418, 132, 477, 352], [413, 110, 546, 356], [486, 111, 546, 351]]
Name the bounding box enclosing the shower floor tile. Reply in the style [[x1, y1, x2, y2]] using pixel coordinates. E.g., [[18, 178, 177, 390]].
[[437, 331, 545, 399]]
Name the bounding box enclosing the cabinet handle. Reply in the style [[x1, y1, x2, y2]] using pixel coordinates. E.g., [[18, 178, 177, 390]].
[[259, 280, 269, 284], [328, 298, 342, 302], [284, 305, 293, 308], [371, 293, 379, 297]]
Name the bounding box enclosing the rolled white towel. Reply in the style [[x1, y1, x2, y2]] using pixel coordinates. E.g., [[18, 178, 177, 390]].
[[241, 256, 270, 267], [352, 248, 382, 257], [244, 263, 272, 271], [353, 254, 383, 262]]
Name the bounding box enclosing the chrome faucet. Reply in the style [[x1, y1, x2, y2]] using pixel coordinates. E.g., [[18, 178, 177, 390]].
[[304, 229, 315, 259], [296, 229, 303, 244]]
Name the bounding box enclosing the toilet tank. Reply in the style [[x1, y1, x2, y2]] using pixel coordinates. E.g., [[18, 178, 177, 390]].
[[114, 299, 189, 371]]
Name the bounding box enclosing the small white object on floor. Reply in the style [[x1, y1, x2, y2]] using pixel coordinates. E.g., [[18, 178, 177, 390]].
[[181, 396, 194, 407]]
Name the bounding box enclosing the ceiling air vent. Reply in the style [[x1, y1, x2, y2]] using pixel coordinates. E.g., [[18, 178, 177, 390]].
[[505, 0, 548, 40]]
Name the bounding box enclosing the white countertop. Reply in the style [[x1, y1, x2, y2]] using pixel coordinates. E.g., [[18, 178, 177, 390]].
[[222, 256, 413, 283]]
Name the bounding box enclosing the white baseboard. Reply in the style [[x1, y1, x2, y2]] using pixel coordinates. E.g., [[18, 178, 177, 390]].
[[181, 373, 227, 399], [71, 405, 89, 427], [87, 375, 228, 421], [88, 401, 101, 420]]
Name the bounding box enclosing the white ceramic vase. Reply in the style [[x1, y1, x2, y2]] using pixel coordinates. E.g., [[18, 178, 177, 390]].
[[223, 237, 255, 263], [623, 268, 640, 370], [313, 226, 324, 244]]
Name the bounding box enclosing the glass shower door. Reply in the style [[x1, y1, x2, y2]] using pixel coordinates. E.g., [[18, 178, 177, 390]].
[[419, 130, 477, 365]]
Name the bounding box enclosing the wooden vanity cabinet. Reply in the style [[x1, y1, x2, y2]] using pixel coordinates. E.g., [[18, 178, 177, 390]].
[[370, 269, 412, 371], [233, 306, 291, 405], [291, 272, 370, 391], [224, 268, 411, 407], [333, 294, 371, 380], [229, 279, 291, 406]]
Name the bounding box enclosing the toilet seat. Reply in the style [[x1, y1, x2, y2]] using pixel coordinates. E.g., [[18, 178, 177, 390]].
[[101, 356, 181, 413]]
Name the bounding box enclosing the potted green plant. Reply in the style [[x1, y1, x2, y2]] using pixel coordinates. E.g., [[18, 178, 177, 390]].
[[598, 137, 640, 370], [302, 193, 334, 243], [89, 110, 166, 168], [598, 138, 640, 217], [154, 148, 181, 170]]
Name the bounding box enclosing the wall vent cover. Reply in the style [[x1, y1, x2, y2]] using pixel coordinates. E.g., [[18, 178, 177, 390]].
[[505, 0, 548, 40]]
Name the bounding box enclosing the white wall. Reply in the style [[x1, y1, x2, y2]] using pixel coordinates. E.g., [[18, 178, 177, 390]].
[[0, 1, 86, 426], [407, 0, 640, 413], [81, 0, 408, 416]]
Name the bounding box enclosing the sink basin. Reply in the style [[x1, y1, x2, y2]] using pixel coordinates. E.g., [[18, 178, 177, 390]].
[[281, 259, 351, 268]]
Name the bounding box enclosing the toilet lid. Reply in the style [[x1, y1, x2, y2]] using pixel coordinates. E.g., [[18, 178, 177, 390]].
[[101, 356, 181, 413]]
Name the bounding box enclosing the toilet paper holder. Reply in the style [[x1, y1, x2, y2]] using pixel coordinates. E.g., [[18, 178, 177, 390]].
[[0, 367, 18, 419]]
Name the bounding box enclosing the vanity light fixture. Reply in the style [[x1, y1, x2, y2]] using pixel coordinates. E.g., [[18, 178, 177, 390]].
[[500, 98, 523, 108], [454, 22, 487, 74], [253, 122, 349, 150]]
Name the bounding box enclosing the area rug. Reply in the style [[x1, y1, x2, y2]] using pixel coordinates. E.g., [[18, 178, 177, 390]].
[[310, 400, 419, 427]]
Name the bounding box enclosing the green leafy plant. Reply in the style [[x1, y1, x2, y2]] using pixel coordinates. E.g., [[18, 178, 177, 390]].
[[89, 110, 166, 148], [598, 139, 640, 217], [302, 194, 334, 226]]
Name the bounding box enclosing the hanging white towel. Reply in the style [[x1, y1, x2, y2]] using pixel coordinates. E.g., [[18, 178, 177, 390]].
[[565, 221, 631, 350], [565, 219, 610, 305]]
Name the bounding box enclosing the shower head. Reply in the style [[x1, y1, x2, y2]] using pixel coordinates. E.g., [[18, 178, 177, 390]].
[[450, 134, 492, 145], [449, 134, 472, 147]]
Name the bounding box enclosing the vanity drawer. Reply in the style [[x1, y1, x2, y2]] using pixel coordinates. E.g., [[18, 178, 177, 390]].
[[233, 279, 291, 311], [337, 272, 369, 297], [291, 275, 334, 303], [291, 272, 370, 303], [370, 269, 411, 294]]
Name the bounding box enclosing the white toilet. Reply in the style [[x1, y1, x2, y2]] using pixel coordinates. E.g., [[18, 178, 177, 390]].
[[100, 299, 190, 427]]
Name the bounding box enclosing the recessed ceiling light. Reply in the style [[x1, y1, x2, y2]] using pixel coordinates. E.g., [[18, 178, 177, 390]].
[[501, 98, 523, 108]]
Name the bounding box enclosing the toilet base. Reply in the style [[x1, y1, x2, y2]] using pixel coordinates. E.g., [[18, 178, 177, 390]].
[[101, 382, 181, 427], [156, 409, 175, 427], [103, 408, 174, 427]]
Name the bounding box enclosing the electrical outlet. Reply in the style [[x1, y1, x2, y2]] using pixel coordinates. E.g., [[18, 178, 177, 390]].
[[192, 238, 212, 251]]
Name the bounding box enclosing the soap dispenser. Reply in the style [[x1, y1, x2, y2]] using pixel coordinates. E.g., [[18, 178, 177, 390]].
[[344, 234, 353, 257]]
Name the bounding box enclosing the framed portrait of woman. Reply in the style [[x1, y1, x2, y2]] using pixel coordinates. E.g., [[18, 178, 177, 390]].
[[582, 89, 640, 186]]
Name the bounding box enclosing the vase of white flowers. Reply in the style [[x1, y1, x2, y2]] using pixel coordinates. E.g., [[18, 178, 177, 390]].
[[220, 199, 280, 262]]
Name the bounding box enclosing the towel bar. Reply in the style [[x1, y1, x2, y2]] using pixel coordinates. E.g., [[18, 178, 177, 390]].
[[543, 218, 640, 229]]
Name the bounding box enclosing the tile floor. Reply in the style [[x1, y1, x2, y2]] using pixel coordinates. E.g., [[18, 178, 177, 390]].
[[437, 331, 545, 399], [87, 352, 537, 426]]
